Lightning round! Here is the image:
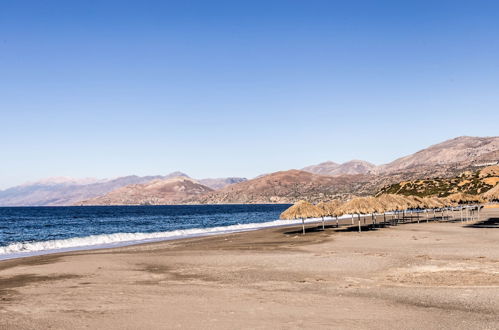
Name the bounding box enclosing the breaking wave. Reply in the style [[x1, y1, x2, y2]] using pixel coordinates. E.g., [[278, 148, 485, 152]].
[[0, 217, 326, 260]]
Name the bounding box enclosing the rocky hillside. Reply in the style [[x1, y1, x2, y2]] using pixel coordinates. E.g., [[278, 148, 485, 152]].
[[187, 170, 372, 204], [377, 136, 499, 174], [2, 135, 498, 206], [303, 160, 376, 176], [76, 177, 213, 205], [376, 165, 499, 197]]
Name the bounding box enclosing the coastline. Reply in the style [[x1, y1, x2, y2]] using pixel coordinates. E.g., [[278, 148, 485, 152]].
[[1, 209, 499, 329], [0, 215, 334, 261]]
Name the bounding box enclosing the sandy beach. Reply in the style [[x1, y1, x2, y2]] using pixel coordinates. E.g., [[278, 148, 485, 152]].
[[1, 209, 499, 329]]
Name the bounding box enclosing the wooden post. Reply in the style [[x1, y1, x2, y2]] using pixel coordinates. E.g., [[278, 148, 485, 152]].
[[302, 218, 305, 235], [358, 214, 361, 233], [336, 216, 339, 228], [322, 217, 325, 230]]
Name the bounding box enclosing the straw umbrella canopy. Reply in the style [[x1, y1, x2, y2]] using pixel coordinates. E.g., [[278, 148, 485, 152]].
[[447, 192, 482, 204], [328, 200, 345, 227], [419, 197, 440, 222], [376, 194, 411, 224], [280, 200, 323, 235], [421, 197, 440, 209], [316, 202, 331, 230], [315, 200, 344, 229], [403, 195, 426, 222], [431, 197, 447, 208], [405, 195, 425, 209], [483, 184, 499, 201], [376, 194, 408, 211], [375, 194, 400, 224], [337, 197, 380, 232]]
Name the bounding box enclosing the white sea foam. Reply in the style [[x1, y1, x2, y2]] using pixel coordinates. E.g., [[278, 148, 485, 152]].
[[0, 216, 338, 260]]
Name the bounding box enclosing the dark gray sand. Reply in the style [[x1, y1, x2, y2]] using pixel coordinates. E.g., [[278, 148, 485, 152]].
[[1, 209, 499, 329]]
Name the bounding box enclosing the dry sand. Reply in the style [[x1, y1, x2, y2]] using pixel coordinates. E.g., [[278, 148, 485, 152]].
[[1, 209, 499, 329]]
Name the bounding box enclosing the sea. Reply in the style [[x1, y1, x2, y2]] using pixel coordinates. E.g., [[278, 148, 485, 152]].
[[0, 204, 296, 260]]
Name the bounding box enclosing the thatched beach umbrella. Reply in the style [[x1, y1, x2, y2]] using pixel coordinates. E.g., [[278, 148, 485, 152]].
[[447, 193, 478, 204], [376, 194, 410, 224], [376, 194, 400, 211], [420, 197, 440, 222], [315, 200, 344, 229], [483, 184, 499, 202], [404, 196, 425, 222], [448, 193, 484, 222], [376, 194, 398, 224], [280, 200, 323, 235], [432, 197, 450, 221], [316, 202, 330, 230], [337, 197, 379, 232]]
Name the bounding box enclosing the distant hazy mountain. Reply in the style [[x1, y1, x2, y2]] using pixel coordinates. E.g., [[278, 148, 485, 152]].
[[301, 161, 339, 175], [21, 177, 107, 186], [0, 172, 188, 206], [302, 160, 376, 176], [198, 177, 247, 190], [77, 177, 213, 205]]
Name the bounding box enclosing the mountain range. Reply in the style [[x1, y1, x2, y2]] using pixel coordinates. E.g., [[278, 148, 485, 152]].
[[0, 172, 246, 206], [77, 177, 214, 206], [1, 136, 498, 206], [301, 160, 376, 176]]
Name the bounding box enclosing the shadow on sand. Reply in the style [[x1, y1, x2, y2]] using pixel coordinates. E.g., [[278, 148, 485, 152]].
[[465, 217, 499, 228], [283, 223, 388, 235]]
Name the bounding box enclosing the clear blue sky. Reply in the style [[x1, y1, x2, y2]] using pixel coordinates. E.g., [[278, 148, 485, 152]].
[[1, 0, 498, 189]]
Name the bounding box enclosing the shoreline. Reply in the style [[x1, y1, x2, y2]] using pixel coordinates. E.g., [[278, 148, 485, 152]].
[[1, 209, 498, 329], [0, 207, 478, 262], [0, 216, 336, 261]]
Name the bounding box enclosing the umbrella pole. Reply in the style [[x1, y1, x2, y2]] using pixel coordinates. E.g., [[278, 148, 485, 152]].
[[426, 209, 429, 223], [302, 218, 305, 235], [322, 216, 325, 231], [336, 216, 339, 228], [358, 214, 361, 233], [351, 214, 354, 225]]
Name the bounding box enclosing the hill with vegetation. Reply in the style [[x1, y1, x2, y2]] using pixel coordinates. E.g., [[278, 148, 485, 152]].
[[376, 165, 499, 197]]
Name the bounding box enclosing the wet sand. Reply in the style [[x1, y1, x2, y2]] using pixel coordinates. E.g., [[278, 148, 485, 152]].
[[1, 209, 499, 329]]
